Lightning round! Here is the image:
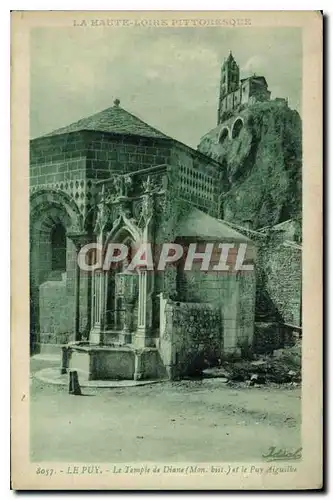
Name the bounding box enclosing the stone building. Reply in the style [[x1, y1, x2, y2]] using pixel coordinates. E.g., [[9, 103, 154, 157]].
[[218, 52, 271, 124], [30, 98, 256, 380], [30, 51, 301, 380]]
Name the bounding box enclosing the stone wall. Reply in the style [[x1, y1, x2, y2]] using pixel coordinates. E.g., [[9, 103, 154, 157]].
[[256, 236, 302, 326], [34, 236, 91, 351], [237, 272, 256, 349], [30, 133, 88, 187], [39, 275, 73, 346], [161, 301, 222, 378], [85, 132, 172, 178], [177, 270, 255, 353], [159, 267, 256, 378]]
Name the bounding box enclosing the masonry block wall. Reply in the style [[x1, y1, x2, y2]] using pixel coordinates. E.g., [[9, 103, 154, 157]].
[[177, 269, 255, 353], [39, 275, 73, 345], [85, 132, 172, 178], [30, 133, 88, 187], [37, 238, 76, 345], [237, 272, 256, 348], [162, 301, 222, 378], [256, 237, 302, 325]]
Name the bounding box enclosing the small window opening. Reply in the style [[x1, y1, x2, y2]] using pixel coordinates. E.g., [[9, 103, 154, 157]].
[[51, 224, 66, 272]]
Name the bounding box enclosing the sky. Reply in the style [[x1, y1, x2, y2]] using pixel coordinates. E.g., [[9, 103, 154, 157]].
[[30, 27, 302, 148]]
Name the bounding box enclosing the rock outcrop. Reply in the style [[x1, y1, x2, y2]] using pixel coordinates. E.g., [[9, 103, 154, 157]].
[[198, 101, 302, 229]]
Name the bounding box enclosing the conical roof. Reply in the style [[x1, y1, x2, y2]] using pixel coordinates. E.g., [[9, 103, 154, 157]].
[[222, 51, 236, 68], [43, 100, 170, 140]]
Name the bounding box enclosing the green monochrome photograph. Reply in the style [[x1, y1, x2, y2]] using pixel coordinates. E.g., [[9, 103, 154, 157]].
[[10, 11, 322, 490]]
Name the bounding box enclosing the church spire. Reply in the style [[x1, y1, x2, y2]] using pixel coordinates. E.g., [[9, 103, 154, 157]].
[[218, 52, 240, 124], [220, 52, 239, 96]]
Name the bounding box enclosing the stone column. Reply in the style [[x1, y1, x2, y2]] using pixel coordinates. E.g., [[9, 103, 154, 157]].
[[90, 270, 107, 345], [135, 268, 154, 348], [134, 350, 143, 381], [68, 232, 90, 343], [60, 345, 72, 374], [120, 299, 134, 345]]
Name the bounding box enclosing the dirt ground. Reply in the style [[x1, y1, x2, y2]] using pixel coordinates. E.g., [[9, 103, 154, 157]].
[[30, 358, 301, 463]]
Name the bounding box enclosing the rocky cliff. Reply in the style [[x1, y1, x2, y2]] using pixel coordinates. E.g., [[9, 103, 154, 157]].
[[198, 101, 302, 230]]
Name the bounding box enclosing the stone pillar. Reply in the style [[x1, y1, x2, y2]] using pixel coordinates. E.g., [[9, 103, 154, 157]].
[[135, 268, 154, 348], [60, 345, 72, 374], [120, 300, 134, 345], [68, 232, 90, 343], [134, 350, 143, 381], [73, 253, 80, 341], [117, 271, 138, 345], [90, 270, 107, 345]]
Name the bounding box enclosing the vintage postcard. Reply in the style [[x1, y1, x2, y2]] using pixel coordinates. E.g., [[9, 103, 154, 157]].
[[11, 11, 322, 490]]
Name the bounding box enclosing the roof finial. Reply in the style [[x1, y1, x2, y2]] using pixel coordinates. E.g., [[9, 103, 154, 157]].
[[114, 98, 120, 107]]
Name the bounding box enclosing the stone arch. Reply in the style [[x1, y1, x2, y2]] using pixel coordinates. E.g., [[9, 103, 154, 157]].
[[29, 189, 83, 353], [218, 127, 230, 144], [31, 201, 71, 234], [30, 188, 83, 233], [99, 219, 142, 336], [105, 214, 142, 247], [231, 117, 244, 139]]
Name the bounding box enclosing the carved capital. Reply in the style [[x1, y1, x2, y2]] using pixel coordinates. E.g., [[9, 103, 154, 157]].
[[67, 232, 90, 251]]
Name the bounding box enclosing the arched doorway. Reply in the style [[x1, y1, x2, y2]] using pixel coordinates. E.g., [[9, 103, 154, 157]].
[[30, 189, 82, 354], [30, 208, 70, 353]]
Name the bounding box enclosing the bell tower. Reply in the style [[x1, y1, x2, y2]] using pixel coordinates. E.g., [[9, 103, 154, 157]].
[[218, 52, 240, 123]]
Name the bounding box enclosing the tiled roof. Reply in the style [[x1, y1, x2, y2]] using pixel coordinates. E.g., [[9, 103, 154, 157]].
[[44, 102, 170, 140]]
